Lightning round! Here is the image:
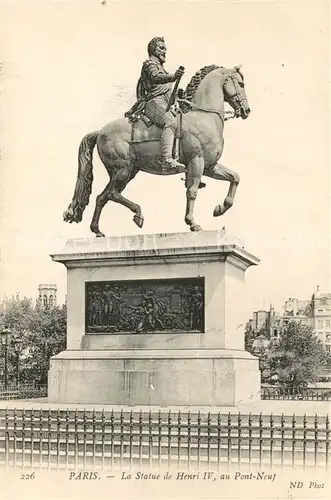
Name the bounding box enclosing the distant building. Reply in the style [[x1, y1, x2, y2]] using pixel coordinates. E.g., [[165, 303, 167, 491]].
[[0, 296, 9, 314], [311, 286, 331, 353], [0, 294, 21, 314], [251, 310, 270, 334], [37, 284, 57, 308], [248, 286, 331, 352]]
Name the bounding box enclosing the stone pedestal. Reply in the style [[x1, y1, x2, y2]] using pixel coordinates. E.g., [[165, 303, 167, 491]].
[[48, 230, 261, 405]]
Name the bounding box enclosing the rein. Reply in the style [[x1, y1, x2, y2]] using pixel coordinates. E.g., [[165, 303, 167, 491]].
[[178, 99, 235, 123], [179, 70, 243, 123]]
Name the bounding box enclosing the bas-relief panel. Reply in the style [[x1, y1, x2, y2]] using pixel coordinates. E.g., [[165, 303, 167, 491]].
[[85, 278, 205, 334]]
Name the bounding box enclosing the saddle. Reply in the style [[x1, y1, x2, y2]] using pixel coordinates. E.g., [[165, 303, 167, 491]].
[[129, 112, 182, 143], [125, 95, 206, 188], [125, 89, 186, 138]]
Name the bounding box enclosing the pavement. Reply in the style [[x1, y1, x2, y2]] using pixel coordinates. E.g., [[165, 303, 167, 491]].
[[0, 398, 330, 415]]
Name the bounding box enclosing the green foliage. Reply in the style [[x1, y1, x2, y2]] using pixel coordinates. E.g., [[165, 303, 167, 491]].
[[0, 296, 34, 336], [268, 322, 330, 389], [0, 296, 35, 385], [25, 305, 67, 384], [0, 296, 66, 387], [245, 322, 269, 353]]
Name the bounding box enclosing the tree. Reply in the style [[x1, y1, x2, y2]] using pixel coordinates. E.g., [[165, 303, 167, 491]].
[[22, 305, 67, 385], [0, 296, 67, 387], [268, 321, 331, 390], [0, 296, 35, 387], [245, 320, 270, 353]]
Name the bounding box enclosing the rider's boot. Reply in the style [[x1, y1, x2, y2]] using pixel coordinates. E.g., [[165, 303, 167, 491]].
[[160, 126, 186, 174]]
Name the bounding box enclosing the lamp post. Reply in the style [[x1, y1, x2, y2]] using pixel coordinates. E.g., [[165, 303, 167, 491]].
[[0, 328, 11, 391], [11, 337, 23, 388]]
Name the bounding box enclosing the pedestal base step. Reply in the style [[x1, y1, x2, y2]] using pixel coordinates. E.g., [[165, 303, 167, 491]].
[[48, 349, 260, 406]]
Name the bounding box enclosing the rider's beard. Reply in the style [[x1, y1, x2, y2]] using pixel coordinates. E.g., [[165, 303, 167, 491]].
[[156, 52, 166, 65]]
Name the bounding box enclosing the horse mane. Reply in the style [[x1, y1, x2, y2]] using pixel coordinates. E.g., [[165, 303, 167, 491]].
[[183, 64, 221, 102]]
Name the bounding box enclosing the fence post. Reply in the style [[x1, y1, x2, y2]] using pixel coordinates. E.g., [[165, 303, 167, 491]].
[[148, 410, 153, 469], [74, 409, 78, 470], [30, 408, 34, 468], [4, 409, 9, 468], [167, 410, 171, 470], [248, 413, 252, 471], [177, 410, 181, 468], [237, 412, 242, 469], [138, 410, 143, 469], [280, 413, 285, 470], [110, 409, 114, 470], [65, 409, 70, 470], [101, 409, 105, 472], [157, 410, 161, 470], [92, 409, 96, 470], [303, 413, 307, 470], [314, 414, 318, 468], [130, 410, 133, 471], [22, 408, 26, 470], [227, 413, 231, 471], [47, 410, 51, 470], [291, 413, 296, 469], [217, 412, 221, 472], [207, 412, 211, 470], [197, 411, 201, 470], [326, 414, 329, 470], [83, 409, 87, 470], [269, 413, 274, 468], [120, 409, 124, 470], [187, 411, 191, 472], [56, 409, 61, 471], [13, 407, 17, 470], [38, 409, 43, 469], [259, 413, 263, 468]]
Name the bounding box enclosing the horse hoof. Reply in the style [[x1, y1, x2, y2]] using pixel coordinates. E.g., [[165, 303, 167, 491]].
[[63, 210, 73, 223], [190, 224, 202, 232], [133, 214, 144, 228], [95, 232, 105, 238], [213, 204, 223, 217]]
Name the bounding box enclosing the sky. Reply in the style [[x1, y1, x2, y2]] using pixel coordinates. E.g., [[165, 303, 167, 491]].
[[0, 0, 330, 312]]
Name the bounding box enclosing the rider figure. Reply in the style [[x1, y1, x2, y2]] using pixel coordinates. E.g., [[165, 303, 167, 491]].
[[125, 37, 186, 174]]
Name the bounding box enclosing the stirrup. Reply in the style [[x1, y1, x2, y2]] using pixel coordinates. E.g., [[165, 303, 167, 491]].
[[160, 159, 186, 174], [181, 178, 207, 189]]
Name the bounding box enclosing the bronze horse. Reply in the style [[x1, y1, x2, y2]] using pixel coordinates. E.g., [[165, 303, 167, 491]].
[[64, 64, 250, 236]]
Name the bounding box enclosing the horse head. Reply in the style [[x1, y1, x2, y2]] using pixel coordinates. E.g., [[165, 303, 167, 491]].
[[223, 65, 251, 120]]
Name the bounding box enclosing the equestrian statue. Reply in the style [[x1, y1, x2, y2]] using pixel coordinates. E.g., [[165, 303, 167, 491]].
[[63, 37, 251, 236]]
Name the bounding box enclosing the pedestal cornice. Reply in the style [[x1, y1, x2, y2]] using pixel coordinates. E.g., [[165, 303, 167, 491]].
[[51, 230, 260, 271]]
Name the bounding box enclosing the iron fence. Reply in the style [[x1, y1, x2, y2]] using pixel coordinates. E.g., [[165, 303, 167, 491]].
[[261, 386, 331, 401], [0, 386, 47, 401], [2, 386, 331, 402], [0, 408, 329, 471]]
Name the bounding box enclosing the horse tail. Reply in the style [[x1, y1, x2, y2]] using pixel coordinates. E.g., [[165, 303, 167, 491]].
[[63, 131, 99, 223]]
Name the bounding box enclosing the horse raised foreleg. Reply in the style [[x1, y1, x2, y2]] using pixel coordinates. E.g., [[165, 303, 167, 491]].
[[109, 191, 143, 228], [205, 163, 240, 217], [184, 157, 204, 232]]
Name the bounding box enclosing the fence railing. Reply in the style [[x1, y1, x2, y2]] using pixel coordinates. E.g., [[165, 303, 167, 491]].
[[261, 386, 331, 401], [0, 409, 329, 471], [1, 386, 330, 402], [0, 385, 47, 401]]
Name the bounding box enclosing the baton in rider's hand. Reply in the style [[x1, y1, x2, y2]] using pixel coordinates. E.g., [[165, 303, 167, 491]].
[[166, 65, 185, 112]]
